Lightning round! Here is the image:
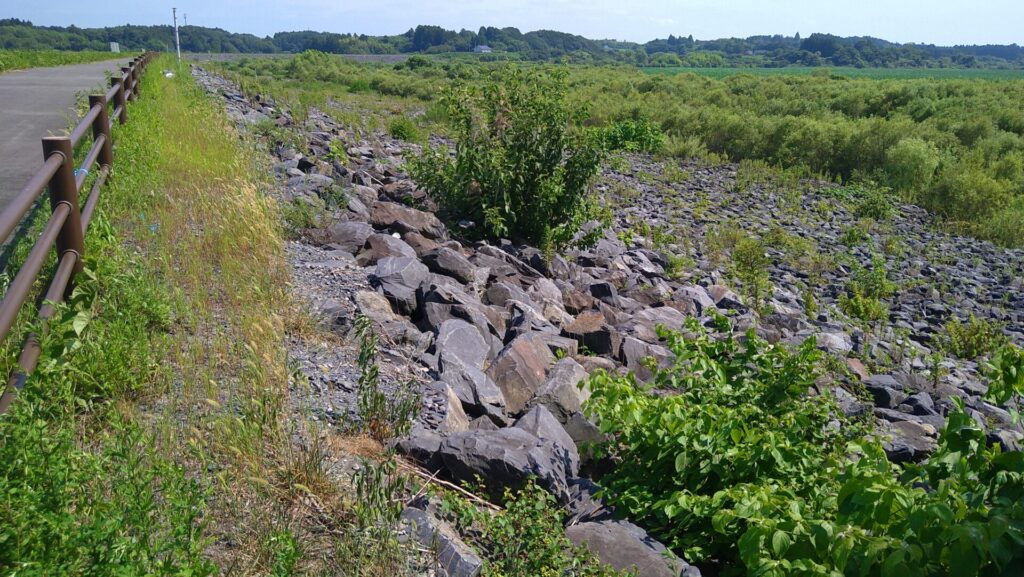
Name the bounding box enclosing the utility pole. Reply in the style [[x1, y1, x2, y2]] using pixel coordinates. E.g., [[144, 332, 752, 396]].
[[173, 7, 181, 64]]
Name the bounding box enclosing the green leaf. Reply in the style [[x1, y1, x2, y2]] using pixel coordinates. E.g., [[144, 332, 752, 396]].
[[772, 530, 792, 558]]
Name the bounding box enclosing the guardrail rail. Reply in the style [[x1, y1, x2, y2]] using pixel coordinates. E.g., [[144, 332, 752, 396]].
[[0, 52, 154, 413]]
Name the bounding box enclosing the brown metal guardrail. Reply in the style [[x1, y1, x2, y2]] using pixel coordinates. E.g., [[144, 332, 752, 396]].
[[0, 52, 155, 414]]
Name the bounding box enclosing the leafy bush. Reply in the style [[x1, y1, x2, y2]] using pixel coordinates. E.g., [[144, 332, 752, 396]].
[[411, 67, 604, 250], [840, 256, 894, 323], [441, 480, 630, 577], [585, 322, 849, 565], [586, 322, 1024, 576], [943, 314, 1008, 360], [884, 137, 940, 195], [600, 117, 665, 152], [387, 115, 422, 142], [853, 185, 896, 220], [984, 344, 1024, 423]]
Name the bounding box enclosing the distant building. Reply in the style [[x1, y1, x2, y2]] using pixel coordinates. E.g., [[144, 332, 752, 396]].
[[473, 45, 493, 53]]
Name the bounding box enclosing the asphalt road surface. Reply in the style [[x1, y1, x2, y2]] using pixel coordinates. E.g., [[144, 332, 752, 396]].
[[0, 58, 130, 207]]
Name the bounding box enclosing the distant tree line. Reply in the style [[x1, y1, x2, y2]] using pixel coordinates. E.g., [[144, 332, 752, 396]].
[[2, 19, 1022, 68]]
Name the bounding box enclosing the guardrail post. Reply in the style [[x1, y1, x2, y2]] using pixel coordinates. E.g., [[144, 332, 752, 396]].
[[122, 66, 135, 101], [41, 137, 85, 278], [110, 77, 127, 124], [89, 95, 114, 168]]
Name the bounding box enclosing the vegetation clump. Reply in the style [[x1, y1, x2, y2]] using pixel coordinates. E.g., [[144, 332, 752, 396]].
[[411, 67, 604, 250], [943, 314, 1008, 360], [586, 321, 1024, 576]]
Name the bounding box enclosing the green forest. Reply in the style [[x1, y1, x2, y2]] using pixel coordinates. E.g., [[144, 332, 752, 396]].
[[2, 18, 1023, 68]]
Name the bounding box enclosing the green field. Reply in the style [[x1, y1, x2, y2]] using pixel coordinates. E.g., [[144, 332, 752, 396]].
[[641, 66, 1024, 79]]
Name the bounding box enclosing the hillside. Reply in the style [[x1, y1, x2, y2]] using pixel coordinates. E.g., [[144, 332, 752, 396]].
[[2, 18, 1023, 68]]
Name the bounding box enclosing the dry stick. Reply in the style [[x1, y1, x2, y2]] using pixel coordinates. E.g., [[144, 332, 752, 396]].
[[398, 462, 501, 512]]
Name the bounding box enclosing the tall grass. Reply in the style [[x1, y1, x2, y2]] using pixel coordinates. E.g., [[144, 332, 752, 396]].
[[0, 50, 122, 73], [0, 55, 413, 575]]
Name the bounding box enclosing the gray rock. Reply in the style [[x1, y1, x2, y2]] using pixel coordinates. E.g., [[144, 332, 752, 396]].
[[370, 256, 430, 316], [325, 221, 372, 253], [427, 381, 471, 434], [566, 520, 699, 577], [439, 354, 507, 417], [486, 333, 556, 415], [526, 357, 589, 423], [401, 506, 483, 577], [423, 247, 479, 285], [436, 319, 491, 369], [513, 405, 580, 476], [395, 424, 443, 470], [439, 427, 570, 501], [371, 200, 446, 239], [620, 336, 673, 382], [562, 311, 622, 357], [356, 233, 417, 266]]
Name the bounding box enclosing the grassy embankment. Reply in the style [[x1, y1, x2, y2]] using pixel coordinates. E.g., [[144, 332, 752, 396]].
[[0, 49, 123, 73], [0, 54, 405, 576]]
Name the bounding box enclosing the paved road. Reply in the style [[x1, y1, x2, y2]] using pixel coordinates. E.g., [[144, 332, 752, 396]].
[[0, 58, 130, 206]]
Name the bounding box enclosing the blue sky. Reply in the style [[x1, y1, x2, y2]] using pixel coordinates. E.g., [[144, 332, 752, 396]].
[[9, 0, 1023, 45]]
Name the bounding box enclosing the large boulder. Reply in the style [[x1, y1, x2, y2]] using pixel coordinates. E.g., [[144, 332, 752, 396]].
[[513, 405, 580, 477], [620, 336, 673, 382], [325, 221, 372, 254], [371, 200, 446, 240], [439, 355, 508, 425], [562, 311, 622, 357], [424, 381, 471, 434], [356, 233, 417, 266], [422, 284, 505, 356], [435, 319, 491, 369], [370, 256, 429, 316], [566, 520, 700, 577], [622, 306, 687, 343], [526, 357, 589, 423], [439, 427, 570, 501], [422, 247, 480, 285], [486, 333, 556, 415]]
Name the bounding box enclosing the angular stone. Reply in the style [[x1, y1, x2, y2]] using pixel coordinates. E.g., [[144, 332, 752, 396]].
[[401, 506, 483, 577], [620, 336, 673, 382], [673, 285, 716, 314], [402, 231, 440, 256], [562, 311, 622, 357], [356, 233, 417, 266], [486, 333, 556, 415], [325, 221, 372, 254], [526, 358, 589, 423], [436, 319, 491, 369], [370, 256, 429, 316], [485, 282, 533, 308], [708, 284, 745, 309], [439, 427, 570, 501], [566, 520, 699, 577], [513, 405, 580, 477], [422, 247, 478, 285], [439, 355, 508, 424], [865, 374, 908, 409], [371, 200, 446, 239], [427, 381, 471, 434]]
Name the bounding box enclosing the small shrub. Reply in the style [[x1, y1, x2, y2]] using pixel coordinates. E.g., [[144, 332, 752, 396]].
[[387, 115, 421, 142], [731, 237, 772, 312], [354, 315, 419, 442], [984, 344, 1024, 423], [839, 288, 888, 323], [943, 314, 1007, 360], [600, 117, 665, 152], [839, 223, 870, 246], [441, 480, 631, 577], [411, 67, 604, 250], [853, 185, 896, 220]]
